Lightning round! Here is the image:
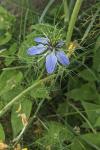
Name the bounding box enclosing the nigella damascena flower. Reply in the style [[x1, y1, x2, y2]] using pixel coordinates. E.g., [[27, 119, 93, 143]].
[[27, 37, 70, 74]]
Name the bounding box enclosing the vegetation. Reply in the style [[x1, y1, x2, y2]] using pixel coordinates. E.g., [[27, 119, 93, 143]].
[[0, 0, 100, 149]]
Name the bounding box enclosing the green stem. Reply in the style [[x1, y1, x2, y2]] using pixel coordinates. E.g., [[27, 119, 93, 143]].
[[19, 0, 24, 45], [66, 0, 83, 47], [69, 103, 97, 134], [0, 75, 55, 118], [23, 8, 29, 40], [63, 0, 69, 24], [39, 0, 55, 23], [2, 65, 30, 71], [69, 0, 76, 18]]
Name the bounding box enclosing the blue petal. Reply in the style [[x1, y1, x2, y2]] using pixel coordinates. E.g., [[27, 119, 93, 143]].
[[46, 52, 57, 74], [27, 44, 47, 55], [34, 37, 49, 44], [56, 51, 70, 66]]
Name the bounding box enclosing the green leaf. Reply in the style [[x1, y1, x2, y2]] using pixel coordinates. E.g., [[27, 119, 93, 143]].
[[30, 84, 50, 99], [67, 83, 99, 102], [94, 117, 100, 127], [0, 32, 12, 45], [93, 36, 100, 72], [68, 77, 82, 90], [93, 48, 100, 72], [0, 6, 15, 45], [0, 6, 15, 30], [4, 43, 17, 66], [82, 133, 100, 147], [11, 97, 32, 137], [0, 86, 23, 109], [0, 124, 5, 140], [70, 138, 86, 150], [57, 102, 68, 116], [0, 43, 17, 65], [79, 69, 97, 81], [0, 70, 23, 96], [94, 36, 100, 53], [82, 101, 100, 125], [1, 86, 32, 138]]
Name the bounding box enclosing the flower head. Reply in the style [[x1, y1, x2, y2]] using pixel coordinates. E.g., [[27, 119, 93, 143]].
[[27, 37, 70, 74]]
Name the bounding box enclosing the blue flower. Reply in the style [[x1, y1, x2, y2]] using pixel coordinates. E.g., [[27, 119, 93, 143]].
[[27, 37, 70, 74]]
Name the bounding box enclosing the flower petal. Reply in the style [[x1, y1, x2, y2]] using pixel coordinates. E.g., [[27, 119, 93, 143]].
[[27, 44, 47, 55], [34, 37, 49, 44], [46, 52, 57, 74], [56, 51, 70, 66]]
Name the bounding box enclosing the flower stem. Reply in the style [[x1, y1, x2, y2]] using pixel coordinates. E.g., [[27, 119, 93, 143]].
[[0, 74, 55, 118], [66, 0, 83, 47]]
